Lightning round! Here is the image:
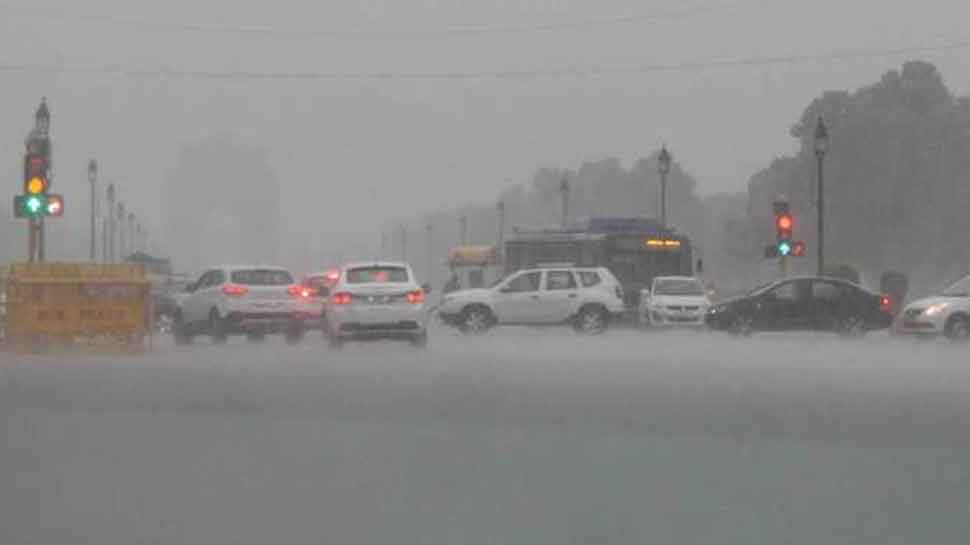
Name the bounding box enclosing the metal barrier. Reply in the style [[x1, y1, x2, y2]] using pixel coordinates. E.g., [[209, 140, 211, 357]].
[[3, 262, 151, 349]]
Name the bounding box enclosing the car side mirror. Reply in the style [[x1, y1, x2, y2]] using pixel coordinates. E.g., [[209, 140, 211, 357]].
[[421, 283, 432, 294]]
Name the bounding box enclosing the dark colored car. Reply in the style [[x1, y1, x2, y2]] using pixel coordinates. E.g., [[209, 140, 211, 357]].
[[705, 276, 893, 336]]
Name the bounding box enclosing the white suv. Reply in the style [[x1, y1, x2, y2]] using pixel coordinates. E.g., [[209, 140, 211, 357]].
[[323, 262, 430, 348], [174, 266, 319, 345], [437, 267, 625, 334], [639, 276, 711, 328], [895, 274, 970, 341]]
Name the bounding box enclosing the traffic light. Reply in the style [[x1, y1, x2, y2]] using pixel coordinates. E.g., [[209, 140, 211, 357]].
[[791, 241, 806, 257], [46, 194, 64, 216], [773, 200, 793, 256], [14, 194, 46, 218], [24, 153, 48, 195]]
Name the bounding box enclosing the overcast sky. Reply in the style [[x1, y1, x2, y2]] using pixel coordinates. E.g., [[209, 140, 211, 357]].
[[2, 0, 969, 268]]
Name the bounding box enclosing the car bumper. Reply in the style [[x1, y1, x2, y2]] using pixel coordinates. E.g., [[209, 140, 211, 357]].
[[224, 311, 315, 333], [642, 307, 708, 327], [893, 318, 943, 336], [329, 304, 428, 336]]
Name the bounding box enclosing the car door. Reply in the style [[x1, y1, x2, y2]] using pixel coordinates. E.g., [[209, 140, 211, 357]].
[[542, 270, 581, 323], [811, 280, 846, 331], [754, 279, 813, 331], [182, 272, 211, 326], [493, 271, 544, 324]]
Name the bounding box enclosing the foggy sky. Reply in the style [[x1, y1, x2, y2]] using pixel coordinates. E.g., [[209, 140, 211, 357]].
[[2, 0, 969, 272]]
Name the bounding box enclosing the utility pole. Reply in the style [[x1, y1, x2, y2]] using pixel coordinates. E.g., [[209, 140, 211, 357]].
[[560, 176, 570, 227], [425, 221, 433, 288], [814, 117, 830, 276], [88, 159, 98, 262], [657, 146, 672, 229]]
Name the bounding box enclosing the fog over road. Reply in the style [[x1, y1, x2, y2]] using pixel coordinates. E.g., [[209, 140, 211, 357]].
[[3, 328, 970, 544]]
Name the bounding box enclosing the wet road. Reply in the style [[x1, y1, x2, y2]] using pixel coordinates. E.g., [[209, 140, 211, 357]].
[[2, 328, 970, 544]]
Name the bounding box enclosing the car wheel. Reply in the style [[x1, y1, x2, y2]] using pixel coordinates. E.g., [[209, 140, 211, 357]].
[[410, 332, 429, 348], [209, 310, 228, 344], [173, 312, 193, 346], [944, 315, 970, 342], [246, 331, 265, 342], [728, 314, 754, 337], [837, 315, 866, 338], [284, 324, 304, 345], [460, 306, 492, 335], [574, 305, 608, 335]]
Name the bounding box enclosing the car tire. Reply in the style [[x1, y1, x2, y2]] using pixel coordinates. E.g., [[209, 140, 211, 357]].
[[574, 305, 608, 335], [460, 305, 493, 335], [410, 332, 429, 348], [246, 331, 265, 342], [837, 315, 866, 338], [209, 309, 228, 344], [944, 314, 970, 342], [284, 324, 304, 345], [173, 312, 193, 346], [728, 314, 754, 337]]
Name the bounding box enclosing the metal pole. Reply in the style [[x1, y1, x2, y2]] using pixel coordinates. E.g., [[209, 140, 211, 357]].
[[817, 154, 825, 276], [560, 176, 570, 227], [426, 222, 433, 287], [28, 219, 37, 262], [38, 217, 46, 262], [89, 162, 97, 262], [460, 215, 468, 246], [497, 201, 505, 259], [660, 171, 668, 229]]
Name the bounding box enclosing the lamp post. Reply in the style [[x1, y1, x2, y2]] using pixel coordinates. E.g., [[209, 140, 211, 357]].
[[657, 146, 672, 229], [88, 159, 98, 262], [106, 183, 116, 263], [496, 199, 506, 261], [117, 201, 126, 262], [814, 116, 830, 276], [560, 176, 570, 227]]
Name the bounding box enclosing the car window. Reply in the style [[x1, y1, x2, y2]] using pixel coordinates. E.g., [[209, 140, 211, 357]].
[[545, 271, 577, 290], [503, 271, 542, 293], [942, 275, 970, 297], [212, 270, 227, 286], [230, 269, 292, 285], [813, 281, 842, 302], [578, 271, 601, 287], [653, 278, 704, 296], [768, 281, 797, 301], [346, 266, 409, 284]]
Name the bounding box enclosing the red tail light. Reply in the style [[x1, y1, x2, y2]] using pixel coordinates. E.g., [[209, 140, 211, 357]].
[[880, 295, 892, 314], [288, 285, 314, 298], [331, 292, 352, 305], [406, 289, 425, 304], [221, 283, 248, 296]]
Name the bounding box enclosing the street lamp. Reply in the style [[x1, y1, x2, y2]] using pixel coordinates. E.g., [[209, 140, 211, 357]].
[[88, 159, 98, 262], [117, 201, 126, 261], [814, 116, 829, 276], [657, 146, 672, 229], [106, 183, 116, 263], [496, 200, 506, 260]]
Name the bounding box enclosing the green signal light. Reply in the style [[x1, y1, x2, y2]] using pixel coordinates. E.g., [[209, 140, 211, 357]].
[[778, 241, 792, 256], [26, 196, 43, 213]]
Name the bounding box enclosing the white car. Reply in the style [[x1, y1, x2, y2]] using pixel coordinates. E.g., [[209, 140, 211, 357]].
[[437, 267, 625, 334], [323, 262, 430, 348], [639, 276, 711, 328], [174, 265, 319, 345], [895, 274, 970, 341]]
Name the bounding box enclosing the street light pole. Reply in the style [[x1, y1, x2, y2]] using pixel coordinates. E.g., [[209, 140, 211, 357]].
[[657, 146, 672, 229], [560, 176, 570, 227], [814, 116, 830, 276], [496, 200, 506, 260], [88, 159, 98, 262], [106, 183, 116, 263]]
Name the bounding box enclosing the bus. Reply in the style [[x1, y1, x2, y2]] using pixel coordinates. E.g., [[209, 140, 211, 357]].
[[503, 217, 694, 311]]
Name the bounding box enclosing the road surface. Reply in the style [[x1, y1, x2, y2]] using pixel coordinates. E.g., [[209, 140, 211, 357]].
[[2, 327, 969, 544]]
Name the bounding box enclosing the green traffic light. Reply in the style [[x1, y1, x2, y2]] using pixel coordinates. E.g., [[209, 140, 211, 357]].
[[26, 196, 43, 214], [778, 241, 792, 256]]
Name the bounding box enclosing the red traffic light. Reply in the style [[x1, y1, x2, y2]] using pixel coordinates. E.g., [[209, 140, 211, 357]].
[[776, 214, 793, 231], [791, 241, 806, 257], [45, 194, 64, 217]]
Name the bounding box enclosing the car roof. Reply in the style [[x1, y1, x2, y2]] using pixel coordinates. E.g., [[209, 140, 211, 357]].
[[342, 261, 411, 270], [654, 275, 701, 282], [206, 265, 293, 272]]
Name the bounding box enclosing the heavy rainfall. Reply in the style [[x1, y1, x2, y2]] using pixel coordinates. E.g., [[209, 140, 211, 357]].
[[2, 1, 970, 543]]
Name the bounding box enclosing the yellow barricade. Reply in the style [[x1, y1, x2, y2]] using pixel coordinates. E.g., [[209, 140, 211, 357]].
[[4, 262, 151, 347]]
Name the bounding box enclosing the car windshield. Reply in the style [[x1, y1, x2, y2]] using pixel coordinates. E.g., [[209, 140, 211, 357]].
[[942, 275, 970, 297], [346, 266, 409, 284], [230, 269, 293, 285], [654, 278, 704, 296], [747, 282, 776, 297]]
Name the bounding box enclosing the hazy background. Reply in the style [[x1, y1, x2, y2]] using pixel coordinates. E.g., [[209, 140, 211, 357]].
[[1, 0, 969, 281]]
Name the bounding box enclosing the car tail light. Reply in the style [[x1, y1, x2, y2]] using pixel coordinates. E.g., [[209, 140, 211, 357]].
[[221, 284, 248, 296], [288, 285, 314, 298], [331, 292, 352, 305], [880, 295, 892, 314], [406, 289, 425, 304]]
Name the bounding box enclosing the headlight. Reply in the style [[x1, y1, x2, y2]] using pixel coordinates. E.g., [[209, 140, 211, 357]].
[[923, 303, 949, 317]]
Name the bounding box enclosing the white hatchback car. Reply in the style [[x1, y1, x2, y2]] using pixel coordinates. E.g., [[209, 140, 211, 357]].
[[437, 267, 625, 334], [639, 276, 711, 328], [895, 274, 970, 341], [174, 265, 319, 344], [323, 262, 430, 348]]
